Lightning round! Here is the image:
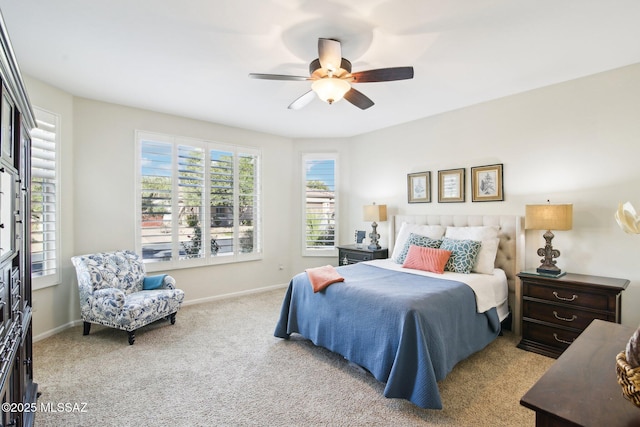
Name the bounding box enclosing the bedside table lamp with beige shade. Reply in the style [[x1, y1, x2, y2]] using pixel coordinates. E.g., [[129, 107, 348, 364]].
[[525, 202, 573, 276], [363, 203, 387, 250]]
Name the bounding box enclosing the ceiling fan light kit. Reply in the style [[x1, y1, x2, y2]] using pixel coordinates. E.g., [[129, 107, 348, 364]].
[[249, 38, 414, 110], [311, 77, 351, 104]]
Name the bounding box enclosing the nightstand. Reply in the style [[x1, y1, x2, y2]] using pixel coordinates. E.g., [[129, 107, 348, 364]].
[[517, 271, 629, 358], [337, 245, 388, 266]]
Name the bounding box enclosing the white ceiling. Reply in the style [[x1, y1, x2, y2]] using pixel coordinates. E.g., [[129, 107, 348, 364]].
[[1, 0, 639, 138]]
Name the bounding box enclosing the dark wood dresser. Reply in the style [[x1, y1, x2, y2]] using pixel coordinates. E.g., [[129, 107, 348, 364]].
[[518, 272, 629, 358], [521, 319, 640, 427], [0, 11, 37, 427], [337, 245, 388, 265]]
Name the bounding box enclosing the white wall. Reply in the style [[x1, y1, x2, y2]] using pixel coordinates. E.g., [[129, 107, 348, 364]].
[[23, 76, 78, 337], [25, 61, 640, 339], [343, 63, 640, 328], [25, 80, 297, 338], [71, 98, 296, 303]]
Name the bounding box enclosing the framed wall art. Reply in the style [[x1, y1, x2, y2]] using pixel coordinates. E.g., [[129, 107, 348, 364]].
[[355, 230, 366, 248], [438, 168, 465, 203], [471, 163, 504, 202], [407, 171, 431, 203]]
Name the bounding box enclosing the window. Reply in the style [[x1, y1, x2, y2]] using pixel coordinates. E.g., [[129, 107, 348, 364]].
[[136, 131, 261, 269], [302, 153, 338, 256], [31, 107, 59, 287]]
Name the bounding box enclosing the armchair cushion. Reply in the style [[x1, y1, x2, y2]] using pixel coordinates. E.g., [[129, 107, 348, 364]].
[[92, 287, 126, 312], [80, 251, 146, 294]]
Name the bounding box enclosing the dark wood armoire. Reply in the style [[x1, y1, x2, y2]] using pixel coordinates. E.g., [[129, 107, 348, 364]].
[[0, 9, 37, 427]]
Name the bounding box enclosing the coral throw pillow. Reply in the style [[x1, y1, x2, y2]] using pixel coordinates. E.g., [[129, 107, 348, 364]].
[[402, 245, 452, 274]]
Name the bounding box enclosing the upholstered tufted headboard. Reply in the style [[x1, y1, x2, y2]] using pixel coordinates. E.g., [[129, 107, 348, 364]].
[[390, 215, 524, 334]]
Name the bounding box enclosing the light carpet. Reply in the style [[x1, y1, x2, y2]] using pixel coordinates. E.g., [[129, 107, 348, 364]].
[[32, 288, 554, 426]]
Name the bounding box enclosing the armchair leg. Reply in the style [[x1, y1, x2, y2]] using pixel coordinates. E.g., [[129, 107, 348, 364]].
[[83, 322, 91, 336], [128, 331, 135, 345], [170, 312, 176, 325]]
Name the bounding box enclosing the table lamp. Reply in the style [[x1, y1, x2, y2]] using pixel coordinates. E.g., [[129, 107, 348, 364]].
[[363, 203, 387, 250], [525, 203, 573, 276]]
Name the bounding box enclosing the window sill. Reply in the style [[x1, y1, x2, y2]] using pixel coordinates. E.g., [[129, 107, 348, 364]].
[[144, 253, 263, 273], [33, 275, 60, 291], [302, 249, 338, 257]]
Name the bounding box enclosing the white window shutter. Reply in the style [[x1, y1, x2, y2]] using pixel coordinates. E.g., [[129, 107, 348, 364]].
[[30, 108, 58, 282]]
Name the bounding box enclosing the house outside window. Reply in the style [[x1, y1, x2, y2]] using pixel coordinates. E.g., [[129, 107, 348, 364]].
[[31, 107, 60, 287], [136, 131, 261, 270], [302, 153, 338, 256]]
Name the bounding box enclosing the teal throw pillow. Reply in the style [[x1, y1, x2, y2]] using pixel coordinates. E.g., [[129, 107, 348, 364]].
[[440, 238, 482, 274], [396, 233, 442, 264], [143, 274, 167, 290]]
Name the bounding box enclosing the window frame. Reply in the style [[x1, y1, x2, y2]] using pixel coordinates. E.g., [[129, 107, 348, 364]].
[[135, 131, 262, 272], [301, 152, 338, 257], [31, 107, 61, 289]]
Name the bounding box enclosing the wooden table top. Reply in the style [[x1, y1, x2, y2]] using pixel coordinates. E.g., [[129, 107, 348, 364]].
[[520, 319, 640, 426]]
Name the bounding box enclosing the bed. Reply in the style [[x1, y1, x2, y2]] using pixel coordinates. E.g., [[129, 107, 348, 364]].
[[274, 214, 523, 409]]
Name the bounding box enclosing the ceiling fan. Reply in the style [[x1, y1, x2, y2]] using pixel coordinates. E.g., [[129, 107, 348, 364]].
[[249, 38, 414, 110]]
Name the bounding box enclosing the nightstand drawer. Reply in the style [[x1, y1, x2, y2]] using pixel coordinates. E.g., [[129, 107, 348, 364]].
[[337, 245, 388, 266], [342, 250, 373, 263], [523, 282, 609, 311], [522, 321, 581, 352], [523, 300, 609, 330]]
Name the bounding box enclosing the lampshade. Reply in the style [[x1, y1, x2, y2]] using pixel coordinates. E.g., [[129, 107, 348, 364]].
[[311, 77, 351, 104], [363, 204, 387, 222], [525, 204, 573, 231]]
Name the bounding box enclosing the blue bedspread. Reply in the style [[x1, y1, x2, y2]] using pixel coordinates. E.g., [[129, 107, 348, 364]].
[[274, 263, 500, 409]]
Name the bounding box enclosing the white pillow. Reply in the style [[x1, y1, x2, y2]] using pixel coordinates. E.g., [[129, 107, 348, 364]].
[[445, 226, 500, 274], [391, 222, 446, 262]]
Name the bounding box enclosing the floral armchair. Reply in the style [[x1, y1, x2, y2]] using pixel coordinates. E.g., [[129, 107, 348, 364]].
[[71, 250, 185, 345]]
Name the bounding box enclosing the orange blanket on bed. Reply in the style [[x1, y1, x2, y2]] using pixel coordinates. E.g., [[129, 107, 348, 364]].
[[306, 265, 345, 293]]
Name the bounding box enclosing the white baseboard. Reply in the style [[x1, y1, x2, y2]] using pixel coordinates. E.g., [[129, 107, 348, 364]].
[[181, 282, 288, 307], [34, 319, 84, 342], [32, 283, 289, 342]]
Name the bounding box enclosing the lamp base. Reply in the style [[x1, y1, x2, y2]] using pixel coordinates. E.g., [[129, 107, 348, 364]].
[[536, 266, 564, 277], [535, 229, 564, 277], [368, 221, 381, 251], [521, 269, 566, 278]]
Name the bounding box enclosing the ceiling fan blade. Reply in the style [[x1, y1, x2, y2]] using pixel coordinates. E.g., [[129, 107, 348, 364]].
[[344, 88, 374, 110], [351, 66, 414, 83], [249, 73, 310, 81], [288, 90, 316, 110], [318, 38, 342, 72]]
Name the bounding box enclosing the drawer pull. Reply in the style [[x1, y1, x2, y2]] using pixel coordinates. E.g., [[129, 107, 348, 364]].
[[553, 333, 575, 345], [553, 311, 577, 322], [552, 291, 578, 302]]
